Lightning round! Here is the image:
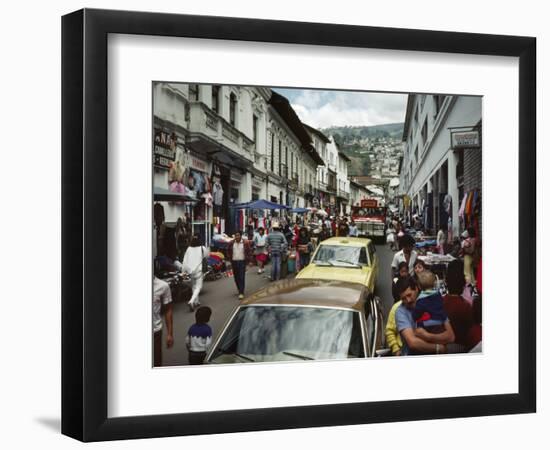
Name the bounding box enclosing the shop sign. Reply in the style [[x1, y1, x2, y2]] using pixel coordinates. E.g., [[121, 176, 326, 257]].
[[451, 130, 480, 149], [361, 199, 378, 208], [153, 145, 177, 169], [330, 195, 336, 205], [190, 156, 208, 172], [154, 129, 177, 169]]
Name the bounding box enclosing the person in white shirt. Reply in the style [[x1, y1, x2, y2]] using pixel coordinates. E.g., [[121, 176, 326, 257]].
[[182, 235, 208, 311], [153, 276, 174, 366], [228, 231, 252, 299], [253, 227, 268, 273], [391, 234, 418, 278]]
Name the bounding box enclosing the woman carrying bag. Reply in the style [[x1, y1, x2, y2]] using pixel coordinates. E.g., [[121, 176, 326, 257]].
[[182, 235, 208, 311], [296, 227, 314, 270]]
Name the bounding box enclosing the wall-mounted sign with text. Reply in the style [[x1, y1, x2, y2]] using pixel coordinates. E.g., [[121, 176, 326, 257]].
[[190, 156, 208, 172], [154, 129, 177, 169], [153, 145, 176, 169], [361, 199, 378, 208], [451, 130, 480, 149]]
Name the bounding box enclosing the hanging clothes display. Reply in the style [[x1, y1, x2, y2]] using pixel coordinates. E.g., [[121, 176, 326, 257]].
[[458, 193, 468, 222], [443, 194, 452, 214], [212, 180, 224, 218], [190, 170, 206, 194], [169, 180, 186, 194], [212, 181, 224, 205]]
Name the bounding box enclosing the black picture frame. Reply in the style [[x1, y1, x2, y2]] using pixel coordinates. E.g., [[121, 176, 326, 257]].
[[62, 8, 536, 442]]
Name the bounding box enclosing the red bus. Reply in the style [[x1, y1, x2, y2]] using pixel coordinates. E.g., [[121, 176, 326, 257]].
[[351, 199, 387, 242]]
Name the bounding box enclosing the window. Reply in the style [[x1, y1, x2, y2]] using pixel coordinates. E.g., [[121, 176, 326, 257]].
[[188, 84, 199, 101], [278, 141, 282, 175], [229, 92, 237, 126], [368, 243, 376, 264], [364, 301, 375, 356], [211, 85, 220, 113], [209, 305, 365, 362], [359, 247, 368, 265], [314, 245, 365, 267], [253, 114, 258, 144], [270, 134, 275, 172]]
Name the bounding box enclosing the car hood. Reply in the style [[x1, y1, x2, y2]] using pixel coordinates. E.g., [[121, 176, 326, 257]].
[[297, 264, 371, 285]]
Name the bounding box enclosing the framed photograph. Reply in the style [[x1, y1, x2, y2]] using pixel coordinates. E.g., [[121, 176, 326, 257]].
[[62, 8, 536, 442]]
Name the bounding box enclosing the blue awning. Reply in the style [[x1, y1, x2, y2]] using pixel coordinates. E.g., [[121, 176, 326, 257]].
[[230, 199, 289, 210], [290, 208, 309, 213]]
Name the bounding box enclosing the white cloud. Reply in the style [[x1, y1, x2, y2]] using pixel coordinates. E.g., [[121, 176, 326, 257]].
[[275, 88, 408, 128]]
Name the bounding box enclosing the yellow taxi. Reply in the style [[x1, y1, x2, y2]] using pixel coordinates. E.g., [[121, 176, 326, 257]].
[[296, 236, 379, 292]]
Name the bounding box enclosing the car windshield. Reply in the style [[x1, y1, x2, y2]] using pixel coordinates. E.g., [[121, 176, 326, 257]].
[[209, 305, 365, 364], [313, 245, 368, 267]]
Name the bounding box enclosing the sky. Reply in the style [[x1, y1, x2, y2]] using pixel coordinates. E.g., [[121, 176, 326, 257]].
[[273, 88, 408, 129]]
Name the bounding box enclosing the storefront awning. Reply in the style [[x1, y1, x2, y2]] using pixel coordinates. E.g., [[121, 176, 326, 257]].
[[153, 187, 197, 203], [230, 199, 290, 210], [290, 207, 309, 214]]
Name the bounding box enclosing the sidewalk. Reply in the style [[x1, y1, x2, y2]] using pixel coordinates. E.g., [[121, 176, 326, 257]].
[[161, 262, 295, 367]]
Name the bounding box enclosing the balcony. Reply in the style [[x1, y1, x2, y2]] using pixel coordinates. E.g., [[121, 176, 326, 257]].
[[186, 101, 254, 165], [288, 172, 299, 190], [337, 187, 350, 200]]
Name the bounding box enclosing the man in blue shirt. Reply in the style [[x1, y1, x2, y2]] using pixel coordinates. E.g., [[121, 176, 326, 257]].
[[266, 222, 288, 281], [394, 277, 455, 356]]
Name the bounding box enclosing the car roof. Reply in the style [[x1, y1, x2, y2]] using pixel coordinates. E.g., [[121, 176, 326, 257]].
[[241, 278, 368, 311], [317, 236, 372, 247]]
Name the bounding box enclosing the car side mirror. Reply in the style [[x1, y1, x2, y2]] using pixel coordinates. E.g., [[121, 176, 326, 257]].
[[375, 348, 392, 357]]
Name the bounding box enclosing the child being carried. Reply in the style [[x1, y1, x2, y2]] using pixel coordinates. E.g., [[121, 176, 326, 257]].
[[414, 270, 447, 334]]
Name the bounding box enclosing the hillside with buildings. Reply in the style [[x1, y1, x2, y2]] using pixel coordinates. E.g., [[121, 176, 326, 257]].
[[321, 124, 404, 178]]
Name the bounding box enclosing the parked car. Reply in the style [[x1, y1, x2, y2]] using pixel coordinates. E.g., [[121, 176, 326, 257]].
[[296, 237, 379, 293], [205, 278, 387, 364]]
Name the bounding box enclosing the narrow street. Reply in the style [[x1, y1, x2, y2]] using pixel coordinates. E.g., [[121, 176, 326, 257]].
[[373, 242, 396, 317], [162, 264, 287, 367], [162, 242, 396, 367]]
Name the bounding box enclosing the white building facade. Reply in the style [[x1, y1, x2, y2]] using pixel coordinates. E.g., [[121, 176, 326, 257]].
[[336, 145, 351, 214], [349, 180, 370, 207], [153, 83, 270, 241], [153, 83, 325, 245], [399, 94, 482, 238]]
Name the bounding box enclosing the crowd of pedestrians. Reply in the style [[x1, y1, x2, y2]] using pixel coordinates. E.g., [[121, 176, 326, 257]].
[[385, 227, 482, 356], [153, 208, 482, 365]]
